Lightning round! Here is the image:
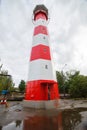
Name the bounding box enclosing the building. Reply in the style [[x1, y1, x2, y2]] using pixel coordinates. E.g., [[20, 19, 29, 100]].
[[23, 4, 60, 109]]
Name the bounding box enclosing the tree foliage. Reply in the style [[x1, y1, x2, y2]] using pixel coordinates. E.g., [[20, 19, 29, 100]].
[[0, 70, 15, 92], [56, 71, 66, 93], [18, 80, 26, 92], [68, 72, 87, 98], [56, 70, 87, 98]]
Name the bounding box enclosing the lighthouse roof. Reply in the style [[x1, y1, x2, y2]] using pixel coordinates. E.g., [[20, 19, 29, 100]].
[[33, 4, 48, 17]]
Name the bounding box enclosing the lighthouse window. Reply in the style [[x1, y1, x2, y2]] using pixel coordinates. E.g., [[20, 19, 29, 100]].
[[44, 48, 47, 52], [45, 65, 48, 69], [42, 14, 44, 17], [42, 27, 45, 30], [43, 36, 45, 39]]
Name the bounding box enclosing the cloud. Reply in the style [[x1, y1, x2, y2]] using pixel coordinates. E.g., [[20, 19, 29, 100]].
[[0, 0, 87, 86], [47, 0, 87, 73]]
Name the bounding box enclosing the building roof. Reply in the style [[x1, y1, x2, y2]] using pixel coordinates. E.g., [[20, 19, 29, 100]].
[[33, 4, 48, 16]]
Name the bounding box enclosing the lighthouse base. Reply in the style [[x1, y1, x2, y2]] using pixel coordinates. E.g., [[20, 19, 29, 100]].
[[23, 100, 60, 109]]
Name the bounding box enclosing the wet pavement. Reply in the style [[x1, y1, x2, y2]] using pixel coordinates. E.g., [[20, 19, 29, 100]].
[[0, 100, 87, 130]]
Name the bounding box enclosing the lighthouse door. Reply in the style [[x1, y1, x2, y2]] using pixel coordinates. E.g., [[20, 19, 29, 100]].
[[41, 83, 52, 100], [47, 84, 51, 100]]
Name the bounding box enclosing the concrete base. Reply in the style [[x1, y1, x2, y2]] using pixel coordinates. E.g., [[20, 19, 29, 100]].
[[23, 99, 60, 109]]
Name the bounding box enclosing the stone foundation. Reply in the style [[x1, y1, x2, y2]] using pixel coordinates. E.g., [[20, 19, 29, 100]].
[[23, 99, 60, 109]]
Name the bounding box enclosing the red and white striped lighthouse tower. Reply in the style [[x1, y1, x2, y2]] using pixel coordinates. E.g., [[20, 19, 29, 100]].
[[23, 5, 60, 109]]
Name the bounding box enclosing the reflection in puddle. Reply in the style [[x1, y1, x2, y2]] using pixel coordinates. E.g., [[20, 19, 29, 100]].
[[23, 113, 62, 130], [15, 120, 22, 128], [1, 121, 23, 130], [0, 108, 87, 130], [0, 126, 2, 130]]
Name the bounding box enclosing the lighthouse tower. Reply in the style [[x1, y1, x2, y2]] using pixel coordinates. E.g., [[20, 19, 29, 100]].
[[23, 5, 60, 109]]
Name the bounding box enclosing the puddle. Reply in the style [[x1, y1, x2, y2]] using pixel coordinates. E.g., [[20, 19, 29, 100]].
[[0, 107, 87, 130]]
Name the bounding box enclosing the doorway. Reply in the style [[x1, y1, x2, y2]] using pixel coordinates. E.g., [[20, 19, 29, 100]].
[[41, 83, 53, 100], [47, 84, 50, 100]]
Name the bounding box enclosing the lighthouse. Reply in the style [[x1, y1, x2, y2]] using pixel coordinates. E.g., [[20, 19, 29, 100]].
[[23, 5, 60, 109]]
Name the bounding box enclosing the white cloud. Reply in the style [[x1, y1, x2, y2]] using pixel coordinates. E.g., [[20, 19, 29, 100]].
[[0, 0, 87, 86]]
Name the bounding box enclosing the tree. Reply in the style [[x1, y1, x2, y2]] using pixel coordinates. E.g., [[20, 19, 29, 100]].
[[56, 71, 66, 93], [69, 74, 87, 98], [65, 70, 87, 98], [18, 80, 26, 92], [56, 70, 87, 98], [0, 70, 15, 92]]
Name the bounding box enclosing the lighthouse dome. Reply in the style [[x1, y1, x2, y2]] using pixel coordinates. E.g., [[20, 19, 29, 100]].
[[33, 4, 48, 20]]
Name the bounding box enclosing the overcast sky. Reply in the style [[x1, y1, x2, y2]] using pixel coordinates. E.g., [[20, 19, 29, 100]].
[[0, 0, 87, 86]]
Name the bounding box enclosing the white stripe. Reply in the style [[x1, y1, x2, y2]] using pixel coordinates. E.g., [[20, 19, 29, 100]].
[[34, 18, 47, 26], [28, 59, 57, 81], [32, 34, 49, 47]]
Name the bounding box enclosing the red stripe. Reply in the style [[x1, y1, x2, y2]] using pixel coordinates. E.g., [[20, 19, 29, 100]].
[[25, 80, 59, 100], [30, 44, 51, 61], [34, 12, 47, 20], [34, 25, 48, 36]]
